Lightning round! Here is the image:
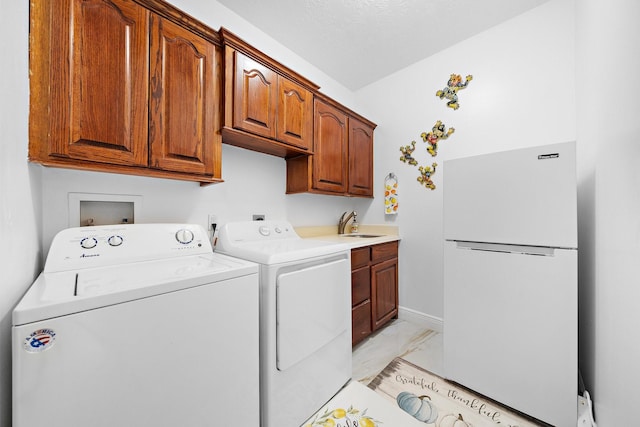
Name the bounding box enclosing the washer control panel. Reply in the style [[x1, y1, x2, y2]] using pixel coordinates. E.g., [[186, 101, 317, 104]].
[[44, 224, 212, 273]]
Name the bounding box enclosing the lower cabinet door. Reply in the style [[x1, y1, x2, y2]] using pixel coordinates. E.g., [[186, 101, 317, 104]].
[[371, 257, 398, 331]]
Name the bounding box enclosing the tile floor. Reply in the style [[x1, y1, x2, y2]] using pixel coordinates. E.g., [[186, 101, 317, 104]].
[[352, 318, 442, 385]]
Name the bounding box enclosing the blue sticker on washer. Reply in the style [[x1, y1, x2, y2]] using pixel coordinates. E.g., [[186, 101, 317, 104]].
[[23, 328, 56, 353]]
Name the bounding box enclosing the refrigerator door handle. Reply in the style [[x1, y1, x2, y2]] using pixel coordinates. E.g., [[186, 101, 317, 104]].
[[451, 240, 555, 256]]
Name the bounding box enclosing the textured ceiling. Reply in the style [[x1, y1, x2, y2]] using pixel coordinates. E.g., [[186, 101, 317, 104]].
[[217, 0, 551, 90]]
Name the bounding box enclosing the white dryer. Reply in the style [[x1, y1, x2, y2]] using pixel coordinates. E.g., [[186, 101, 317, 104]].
[[217, 220, 352, 427], [12, 224, 260, 427]]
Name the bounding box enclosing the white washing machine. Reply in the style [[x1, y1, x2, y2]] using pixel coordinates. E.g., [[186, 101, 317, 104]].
[[216, 220, 352, 427], [12, 223, 260, 427]]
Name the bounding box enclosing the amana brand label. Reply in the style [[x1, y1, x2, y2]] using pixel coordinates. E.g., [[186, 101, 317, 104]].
[[23, 328, 56, 353], [538, 153, 560, 160]]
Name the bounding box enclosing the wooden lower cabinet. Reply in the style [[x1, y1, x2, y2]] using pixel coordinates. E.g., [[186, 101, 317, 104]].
[[351, 241, 399, 346]]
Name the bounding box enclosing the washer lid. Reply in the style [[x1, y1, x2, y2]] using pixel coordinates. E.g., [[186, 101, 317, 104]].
[[12, 253, 257, 326]]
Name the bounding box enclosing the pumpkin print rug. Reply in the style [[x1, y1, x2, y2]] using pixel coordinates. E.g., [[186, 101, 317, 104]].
[[303, 380, 429, 427], [367, 357, 547, 426]]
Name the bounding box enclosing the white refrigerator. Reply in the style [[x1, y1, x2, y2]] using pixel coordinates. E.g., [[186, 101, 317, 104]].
[[443, 141, 577, 427]]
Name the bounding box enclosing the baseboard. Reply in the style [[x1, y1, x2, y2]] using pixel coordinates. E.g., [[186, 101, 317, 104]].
[[398, 306, 443, 333]]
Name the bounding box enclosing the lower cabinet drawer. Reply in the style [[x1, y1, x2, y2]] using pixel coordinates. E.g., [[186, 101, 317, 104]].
[[351, 266, 370, 306], [351, 247, 370, 269], [371, 241, 398, 264], [352, 301, 372, 346]]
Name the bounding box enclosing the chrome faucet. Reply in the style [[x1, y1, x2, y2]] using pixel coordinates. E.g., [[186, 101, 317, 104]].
[[338, 211, 356, 234]]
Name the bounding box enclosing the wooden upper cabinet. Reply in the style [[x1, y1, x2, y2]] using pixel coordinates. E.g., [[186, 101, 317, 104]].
[[348, 117, 375, 196], [286, 95, 376, 197], [29, 0, 223, 184], [277, 77, 313, 150], [312, 98, 348, 193], [50, 0, 150, 166], [232, 52, 278, 139], [220, 28, 318, 157], [149, 15, 218, 176]]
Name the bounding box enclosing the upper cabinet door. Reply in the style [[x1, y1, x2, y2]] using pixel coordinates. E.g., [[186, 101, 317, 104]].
[[233, 52, 277, 139], [149, 15, 218, 176], [348, 117, 374, 197], [51, 0, 149, 166], [276, 77, 313, 150], [312, 98, 348, 193]]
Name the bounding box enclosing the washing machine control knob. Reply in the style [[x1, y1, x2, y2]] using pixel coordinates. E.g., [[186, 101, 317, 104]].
[[108, 235, 124, 247], [175, 229, 194, 244], [259, 226, 270, 236], [80, 237, 98, 249]]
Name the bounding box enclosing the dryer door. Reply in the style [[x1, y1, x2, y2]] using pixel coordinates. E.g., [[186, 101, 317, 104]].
[[276, 258, 350, 371]]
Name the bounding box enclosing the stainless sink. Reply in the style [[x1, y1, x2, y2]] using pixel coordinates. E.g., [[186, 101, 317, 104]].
[[341, 234, 383, 238]]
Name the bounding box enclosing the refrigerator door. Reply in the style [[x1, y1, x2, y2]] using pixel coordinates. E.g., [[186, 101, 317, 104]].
[[443, 241, 577, 427], [443, 141, 577, 249]]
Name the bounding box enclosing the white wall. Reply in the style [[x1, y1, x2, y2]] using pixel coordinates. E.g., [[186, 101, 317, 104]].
[[576, 0, 640, 424], [0, 2, 42, 426], [355, 0, 576, 321]]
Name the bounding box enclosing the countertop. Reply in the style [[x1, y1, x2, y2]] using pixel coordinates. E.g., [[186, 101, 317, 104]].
[[295, 225, 400, 249]]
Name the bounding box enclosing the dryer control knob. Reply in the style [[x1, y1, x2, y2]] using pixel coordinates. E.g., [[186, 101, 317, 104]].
[[80, 237, 98, 249], [108, 235, 123, 247], [259, 226, 270, 236], [175, 229, 194, 244]]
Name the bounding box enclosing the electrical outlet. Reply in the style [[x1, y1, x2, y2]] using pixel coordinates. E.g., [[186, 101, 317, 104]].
[[252, 214, 265, 221], [208, 214, 218, 230]]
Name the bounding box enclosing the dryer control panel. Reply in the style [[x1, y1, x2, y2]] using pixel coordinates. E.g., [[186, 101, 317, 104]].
[[218, 220, 298, 243], [44, 224, 212, 273]]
